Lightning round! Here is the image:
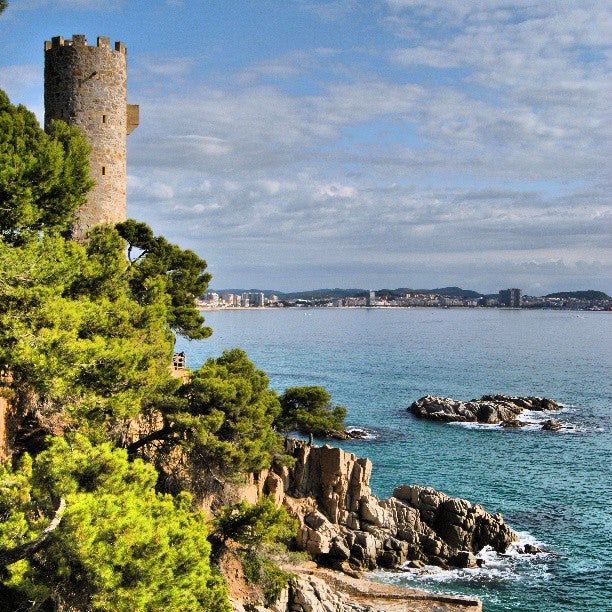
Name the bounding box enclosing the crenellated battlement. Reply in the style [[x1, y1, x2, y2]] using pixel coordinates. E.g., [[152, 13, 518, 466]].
[[44, 35, 126, 54]]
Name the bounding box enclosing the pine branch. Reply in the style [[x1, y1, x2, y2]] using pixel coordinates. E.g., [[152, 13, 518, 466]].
[[0, 498, 66, 567]]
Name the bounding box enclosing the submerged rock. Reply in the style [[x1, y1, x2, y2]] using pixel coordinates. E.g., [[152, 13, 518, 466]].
[[501, 419, 526, 428], [521, 543, 543, 554], [409, 394, 560, 425], [330, 427, 370, 440], [541, 419, 563, 431]]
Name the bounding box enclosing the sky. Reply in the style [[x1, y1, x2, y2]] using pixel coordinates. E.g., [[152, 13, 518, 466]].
[[0, 0, 610, 295]]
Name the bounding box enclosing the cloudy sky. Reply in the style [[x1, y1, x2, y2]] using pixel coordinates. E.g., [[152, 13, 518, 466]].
[[1, 1, 610, 294]]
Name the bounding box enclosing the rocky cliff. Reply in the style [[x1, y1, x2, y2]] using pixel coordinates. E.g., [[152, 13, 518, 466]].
[[266, 439, 518, 572]]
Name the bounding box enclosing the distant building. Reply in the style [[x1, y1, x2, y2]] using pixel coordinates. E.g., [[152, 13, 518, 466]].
[[203, 292, 219, 306], [249, 292, 265, 307], [366, 290, 376, 307], [241, 293, 250, 307], [222, 293, 237, 306], [499, 288, 522, 308]]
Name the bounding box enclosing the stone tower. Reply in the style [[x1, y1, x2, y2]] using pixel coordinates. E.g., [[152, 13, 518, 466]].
[[44, 35, 139, 240]]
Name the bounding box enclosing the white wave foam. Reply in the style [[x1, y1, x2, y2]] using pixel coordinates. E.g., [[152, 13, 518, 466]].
[[448, 411, 584, 433], [373, 531, 553, 588], [346, 426, 378, 440], [449, 421, 498, 430]]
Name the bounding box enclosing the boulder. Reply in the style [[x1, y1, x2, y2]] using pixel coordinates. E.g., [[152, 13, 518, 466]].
[[264, 472, 285, 508], [359, 496, 388, 527], [449, 551, 477, 568], [287, 573, 377, 612], [521, 543, 543, 554], [501, 420, 525, 428], [329, 536, 351, 561]]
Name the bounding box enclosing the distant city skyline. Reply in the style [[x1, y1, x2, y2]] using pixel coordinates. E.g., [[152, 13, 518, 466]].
[[205, 286, 610, 299], [0, 1, 609, 294], [199, 287, 610, 311]]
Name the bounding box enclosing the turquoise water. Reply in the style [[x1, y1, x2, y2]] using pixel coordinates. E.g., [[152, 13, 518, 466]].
[[176, 308, 612, 611]]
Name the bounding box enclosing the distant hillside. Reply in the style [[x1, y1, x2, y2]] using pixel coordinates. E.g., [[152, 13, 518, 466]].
[[407, 287, 482, 298], [282, 288, 368, 300], [544, 290, 610, 301], [208, 289, 282, 298], [210, 287, 483, 300]]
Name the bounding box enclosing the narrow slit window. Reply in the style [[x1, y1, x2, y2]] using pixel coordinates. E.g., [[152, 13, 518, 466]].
[[102, 114, 107, 123], [101, 166, 106, 176]]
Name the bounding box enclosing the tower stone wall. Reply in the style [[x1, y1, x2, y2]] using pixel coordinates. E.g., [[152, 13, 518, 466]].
[[44, 35, 138, 240]]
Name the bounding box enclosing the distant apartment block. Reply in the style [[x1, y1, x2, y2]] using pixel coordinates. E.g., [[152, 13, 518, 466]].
[[221, 293, 236, 306], [498, 288, 522, 308], [205, 292, 219, 306], [366, 290, 376, 307], [249, 292, 265, 307]]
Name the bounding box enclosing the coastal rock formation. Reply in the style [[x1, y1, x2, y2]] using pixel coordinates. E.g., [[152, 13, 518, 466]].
[[408, 394, 560, 424], [232, 566, 482, 611], [267, 439, 518, 572], [285, 566, 482, 611]]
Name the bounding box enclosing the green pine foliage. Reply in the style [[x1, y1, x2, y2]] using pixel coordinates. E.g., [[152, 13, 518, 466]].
[[0, 228, 175, 437], [242, 551, 293, 607], [180, 349, 282, 473], [0, 87, 302, 610], [213, 496, 297, 548], [133, 349, 283, 479], [0, 91, 92, 240], [213, 497, 297, 607], [276, 386, 347, 437], [0, 435, 230, 611], [117, 220, 212, 340]]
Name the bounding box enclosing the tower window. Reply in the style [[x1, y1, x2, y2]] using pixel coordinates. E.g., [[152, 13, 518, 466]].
[[102, 114, 107, 123], [101, 166, 106, 176]]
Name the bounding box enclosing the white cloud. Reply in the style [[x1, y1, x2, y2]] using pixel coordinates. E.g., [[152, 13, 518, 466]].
[[0, 64, 40, 90], [121, 2, 612, 292], [136, 56, 195, 79]]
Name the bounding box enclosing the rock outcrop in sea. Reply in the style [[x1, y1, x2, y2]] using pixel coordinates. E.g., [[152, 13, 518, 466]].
[[266, 439, 518, 572], [409, 394, 560, 426]]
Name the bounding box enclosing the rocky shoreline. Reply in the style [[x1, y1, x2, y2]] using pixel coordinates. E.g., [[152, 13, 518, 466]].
[[231, 563, 482, 611], [229, 436, 518, 611], [220, 435, 553, 610], [265, 439, 525, 574], [409, 394, 564, 429]]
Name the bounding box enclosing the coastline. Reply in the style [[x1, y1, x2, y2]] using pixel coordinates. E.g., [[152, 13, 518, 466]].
[[197, 305, 610, 312], [288, 564, 482, 611]]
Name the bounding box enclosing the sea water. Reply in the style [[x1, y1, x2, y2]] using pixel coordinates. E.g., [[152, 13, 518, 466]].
[[175, 308, 612, 611]]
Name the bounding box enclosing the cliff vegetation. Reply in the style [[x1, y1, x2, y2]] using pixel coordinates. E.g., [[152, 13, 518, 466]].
[[0, 89, 305, 610]]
